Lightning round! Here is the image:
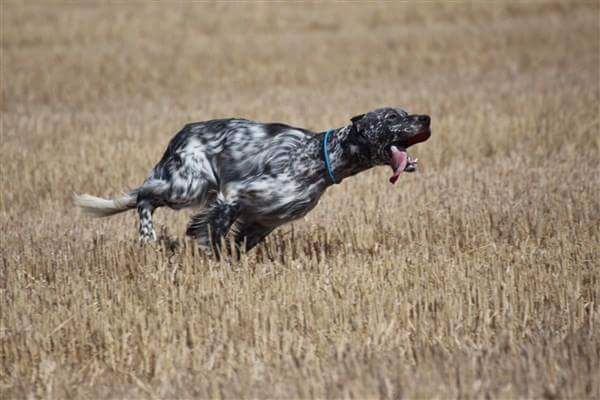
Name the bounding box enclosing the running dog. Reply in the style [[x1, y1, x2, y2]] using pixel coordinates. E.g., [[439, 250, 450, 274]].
[[74, 107, 431, 256]]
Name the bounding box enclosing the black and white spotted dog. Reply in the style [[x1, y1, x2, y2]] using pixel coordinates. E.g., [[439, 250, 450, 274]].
[[75, 107, 431, 256]]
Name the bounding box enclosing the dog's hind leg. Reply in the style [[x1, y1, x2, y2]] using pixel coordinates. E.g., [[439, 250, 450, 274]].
[[134, 180, 171, 242], [186, 193, 239, 257], [137, 199, 156, 242]]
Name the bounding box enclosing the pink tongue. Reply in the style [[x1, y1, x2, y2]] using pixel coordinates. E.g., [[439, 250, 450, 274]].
[[389, 146, 408, 184]]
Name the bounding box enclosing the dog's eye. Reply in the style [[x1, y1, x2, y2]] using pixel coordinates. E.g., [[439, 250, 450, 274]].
[[386, 114, 398, 121]]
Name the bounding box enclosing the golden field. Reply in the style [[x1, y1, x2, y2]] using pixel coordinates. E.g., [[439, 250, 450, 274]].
[[1, 1, 599, 398]]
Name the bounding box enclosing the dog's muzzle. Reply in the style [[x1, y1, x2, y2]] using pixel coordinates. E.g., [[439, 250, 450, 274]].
[[388, 118, 431, 184]]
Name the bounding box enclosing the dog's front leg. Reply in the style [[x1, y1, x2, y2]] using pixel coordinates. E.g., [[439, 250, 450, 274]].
[[233, 222, 274, 258], [186, 194, 239, 257]]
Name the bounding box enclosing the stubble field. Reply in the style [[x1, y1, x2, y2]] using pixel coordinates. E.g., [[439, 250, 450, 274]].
[[1, 1, 599, 398]]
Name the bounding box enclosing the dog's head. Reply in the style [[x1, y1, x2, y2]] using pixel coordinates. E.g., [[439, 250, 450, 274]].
[[350, 107, 431, 184]]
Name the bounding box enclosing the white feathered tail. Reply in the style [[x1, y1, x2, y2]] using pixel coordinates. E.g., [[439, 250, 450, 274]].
[[73, 193, 137, 217]]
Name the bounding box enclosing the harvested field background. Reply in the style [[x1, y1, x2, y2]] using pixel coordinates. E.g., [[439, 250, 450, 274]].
[[1, 1, 599, 398]]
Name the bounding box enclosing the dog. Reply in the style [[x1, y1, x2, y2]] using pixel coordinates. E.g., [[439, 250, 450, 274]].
[[74, 107, 431, 257]]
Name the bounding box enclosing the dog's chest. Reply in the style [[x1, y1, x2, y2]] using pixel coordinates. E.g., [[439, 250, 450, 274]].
[[239, 176, 324, 225]]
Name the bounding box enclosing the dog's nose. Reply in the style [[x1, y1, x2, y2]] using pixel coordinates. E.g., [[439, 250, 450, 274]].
[[418, 115, 430, 125]]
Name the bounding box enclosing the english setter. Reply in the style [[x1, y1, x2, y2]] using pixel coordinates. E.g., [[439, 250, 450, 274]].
[[75, 107, 431, 256]]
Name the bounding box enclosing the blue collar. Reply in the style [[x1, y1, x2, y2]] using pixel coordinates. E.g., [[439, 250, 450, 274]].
[[323, 129, 338, 184]]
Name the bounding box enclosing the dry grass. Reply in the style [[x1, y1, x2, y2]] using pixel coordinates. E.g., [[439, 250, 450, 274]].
[[1, 1, 599, 398]]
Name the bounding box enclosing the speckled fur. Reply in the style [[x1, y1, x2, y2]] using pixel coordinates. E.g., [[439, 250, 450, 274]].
[[74, 107, 431, 257]]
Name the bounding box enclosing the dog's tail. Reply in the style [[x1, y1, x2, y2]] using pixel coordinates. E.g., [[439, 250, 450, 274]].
[[73, 192, 137, 217]]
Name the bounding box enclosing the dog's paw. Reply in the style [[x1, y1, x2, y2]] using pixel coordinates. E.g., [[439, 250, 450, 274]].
[[138, 230, 157, 243]]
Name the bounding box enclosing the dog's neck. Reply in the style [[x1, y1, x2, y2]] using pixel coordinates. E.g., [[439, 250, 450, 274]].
[[315, 125, 374, 186]]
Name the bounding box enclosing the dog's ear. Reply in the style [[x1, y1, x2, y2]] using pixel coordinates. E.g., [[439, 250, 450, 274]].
[[350, 114, 365, 124]]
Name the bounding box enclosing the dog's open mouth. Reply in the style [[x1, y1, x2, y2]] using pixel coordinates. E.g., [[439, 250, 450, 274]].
[[388, 128, 431, 184], [389, 146, 413, 184]]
